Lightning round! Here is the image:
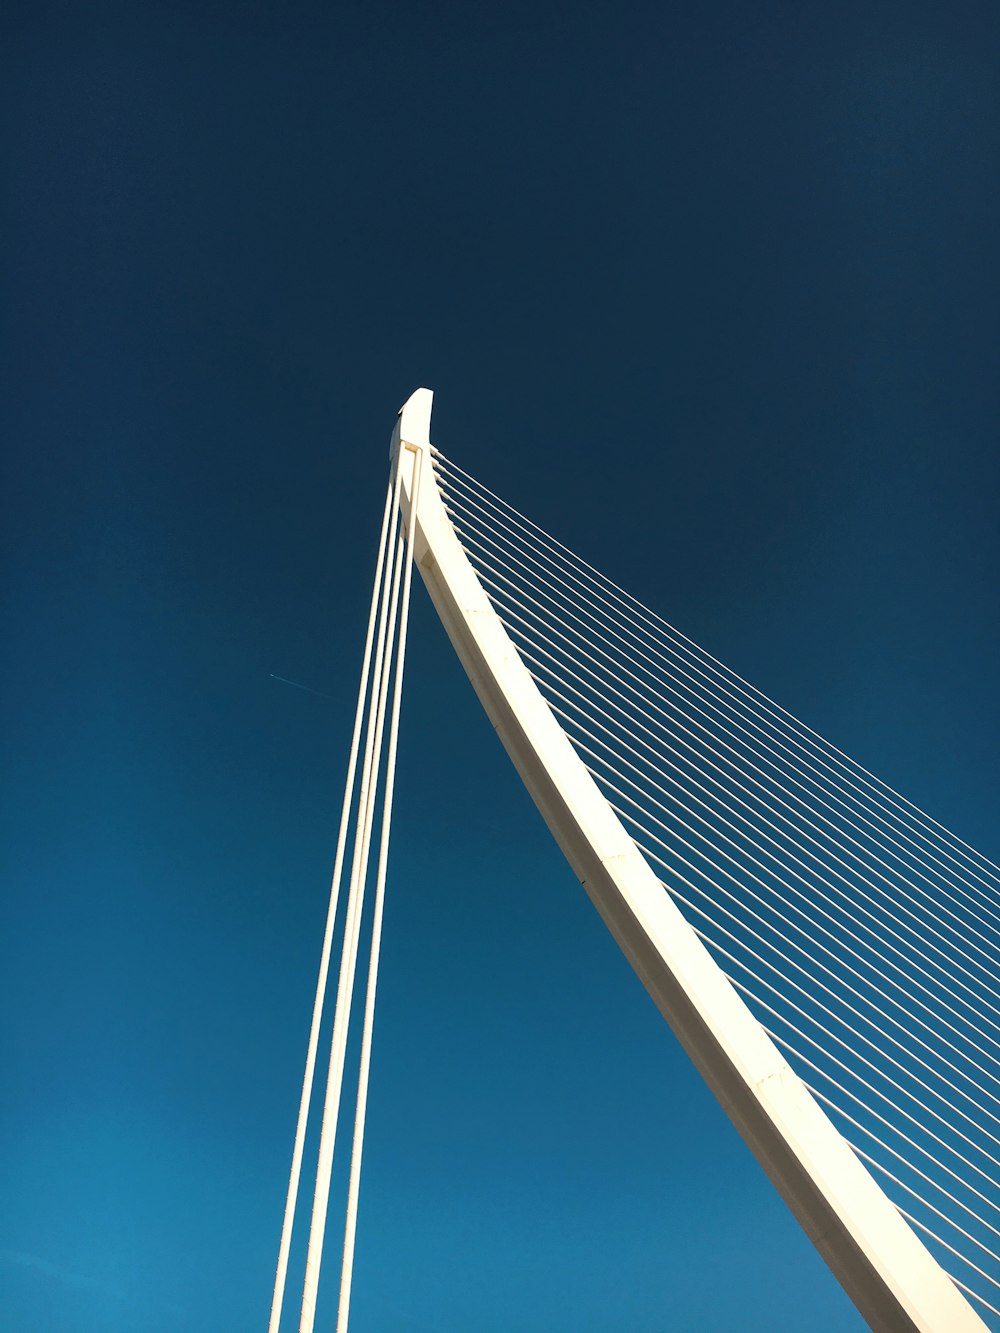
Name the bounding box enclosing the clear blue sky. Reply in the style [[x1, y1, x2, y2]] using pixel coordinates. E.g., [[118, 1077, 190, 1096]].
[[3, 2, 999, 1329]]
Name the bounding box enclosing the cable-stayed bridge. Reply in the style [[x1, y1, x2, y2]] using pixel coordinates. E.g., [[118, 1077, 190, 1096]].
[[268, 389, 1000, 1332]]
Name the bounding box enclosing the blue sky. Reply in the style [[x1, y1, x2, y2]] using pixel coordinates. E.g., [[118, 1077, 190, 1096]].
[[3, 2, 999, 1329]]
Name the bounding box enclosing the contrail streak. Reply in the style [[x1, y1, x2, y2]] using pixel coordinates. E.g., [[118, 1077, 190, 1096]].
[[269, 673, 333, 700]]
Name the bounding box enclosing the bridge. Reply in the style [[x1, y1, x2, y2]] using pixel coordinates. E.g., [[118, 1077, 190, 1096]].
[[266, 390, 1000, 1332]]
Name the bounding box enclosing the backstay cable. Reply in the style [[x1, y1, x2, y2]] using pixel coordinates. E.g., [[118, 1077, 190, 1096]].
[[336, 444, 423, 1332], [267, 482, 393, 1333], [299, 467, 406, 1333], [268, 441, 421, 1332]]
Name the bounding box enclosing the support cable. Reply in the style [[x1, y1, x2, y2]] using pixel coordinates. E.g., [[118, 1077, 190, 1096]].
[[437, 466, 1000, 908], [470, 550, 1000, 984], [432, 452, 1000, 890], [505, 613, 1000, 1014], [267, 484, 394, 1333], [840, 1144, 1000, 1280], [624, 799, 1000, 1135], [575, 734, 1000, 1097], [898, 1199, 1000, 1299], [563, 713, 1000, 1096], [621, 819, 1000, 1172], [618, 810, 1000, 1155], [569, 711, 1000, 1096], [949, 1275, 1000, 1322], [740, 1015, 1000, 1247], [494, 605, 1000, 1035], [299, 473, 407, 1333], [522, 647, 1000, 1066], [433, 452, 1000, 896], [704, 935, 1000, 1212], [441, 486, 1000, 935], [336, 445, 423, 1332]]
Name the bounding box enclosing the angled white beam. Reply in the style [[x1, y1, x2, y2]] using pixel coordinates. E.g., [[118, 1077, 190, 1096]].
[[392, 387, 986, 1333]]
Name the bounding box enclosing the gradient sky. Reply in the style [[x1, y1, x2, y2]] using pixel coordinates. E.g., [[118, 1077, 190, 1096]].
[[4, 2, 1000, 1330]]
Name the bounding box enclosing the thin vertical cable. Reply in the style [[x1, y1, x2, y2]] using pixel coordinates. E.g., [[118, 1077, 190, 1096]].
[[299, 471, 406, 1333], [336, 444, 423, 1332], [267, 486, 393, 1333]]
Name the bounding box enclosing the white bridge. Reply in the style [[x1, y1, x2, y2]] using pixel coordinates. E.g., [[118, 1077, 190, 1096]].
[[267, 389, 1000, 1332]]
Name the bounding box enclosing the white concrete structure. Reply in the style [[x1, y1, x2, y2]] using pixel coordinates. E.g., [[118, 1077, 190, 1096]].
[[393, 387, 987, 1333]]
